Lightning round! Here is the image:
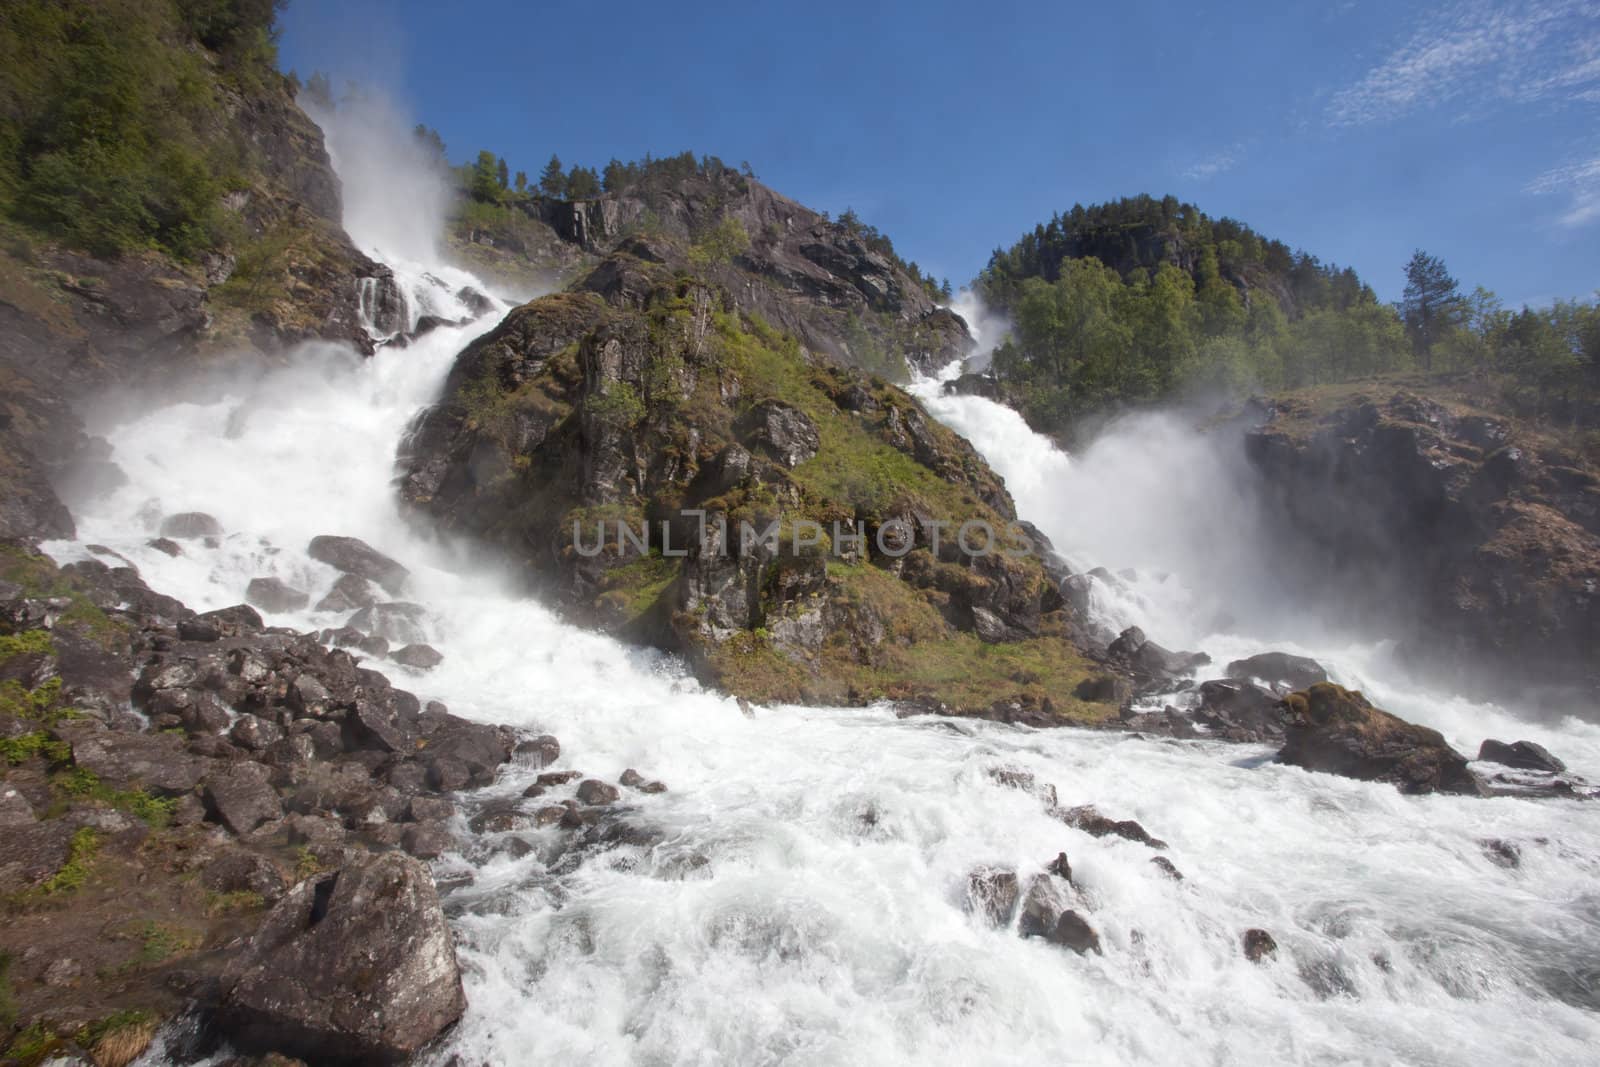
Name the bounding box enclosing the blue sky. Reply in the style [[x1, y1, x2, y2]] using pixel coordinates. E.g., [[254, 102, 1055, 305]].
[[280, 0, 1599, 307]]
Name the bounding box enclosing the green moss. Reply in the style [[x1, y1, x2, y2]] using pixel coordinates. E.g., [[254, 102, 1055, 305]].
[[122, 921, 201, 968], [294, 845, 323, 880], [204, 889, 265, 916], [3, 1022, 64, 1066], [51, 768, 176, 829], [596, 551, 680, 623], [0, 546, 128, 651], [38, 827, 98, 895], [0, 630, 53, 658], [0, 950, 15, 1031], [0, 730, 70, 765]]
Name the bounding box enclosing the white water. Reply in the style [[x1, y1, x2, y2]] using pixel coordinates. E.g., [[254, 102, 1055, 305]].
[[44, 119, 1600, 1065]]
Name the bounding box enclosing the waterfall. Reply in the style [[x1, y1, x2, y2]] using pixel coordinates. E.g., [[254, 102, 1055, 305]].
[[37, 116, 1600, 1066]]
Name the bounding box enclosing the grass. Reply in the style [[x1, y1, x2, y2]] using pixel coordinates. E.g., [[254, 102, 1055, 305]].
[[78, 1010, 157, 1067], [37, 827, 98, 896], [51, 768, 177, 830], [203, 889, 265, 917], [0, 731, 71, 765]]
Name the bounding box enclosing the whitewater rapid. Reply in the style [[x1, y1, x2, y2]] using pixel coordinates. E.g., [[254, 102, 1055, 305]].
[[41, 124, 1600, 1064]]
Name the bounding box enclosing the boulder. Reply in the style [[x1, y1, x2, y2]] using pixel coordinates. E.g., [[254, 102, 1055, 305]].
[[1225, 651, 1328, 692], [203, 763, 282, 835], [1052, 804, 1167, 849], [576, 779, 620, 805], [1046, 910, 1102, 955], [307, 535, 410, 596], [179, 603, 264, 642], [1195, 679, 1286, 743], [315, 573, 378, 613], [65, 729, 208, 797], [246, 577, 311, 614], [1017, 874, 1071, 939], [967, 866, 1020, 926], [1107, 626, 1209, 685], [349, 602, 428, 646], [219, 852, 466, 1063], [1276, 683, 1482, 796], [160, 511, 222, 539], [1243, 928, 1277, 962], [390, 643, 443, 670], [1476, 739, 1566, 774]]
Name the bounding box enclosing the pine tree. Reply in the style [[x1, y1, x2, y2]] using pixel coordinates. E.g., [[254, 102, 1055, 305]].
[[496, 157, 509, 190], [1401, 250, 1464, 370], [539, 154, 565, 197], [468, 150, 500, 203], [514, 170, 527, 193]]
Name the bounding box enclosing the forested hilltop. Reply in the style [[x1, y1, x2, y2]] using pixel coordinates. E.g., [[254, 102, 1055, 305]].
[[974, 195, 1600, 445]]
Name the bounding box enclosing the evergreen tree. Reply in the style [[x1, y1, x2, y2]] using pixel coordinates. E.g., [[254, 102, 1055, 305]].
[[1401, 250, 1464, 370], [539, 154, 566, 197], [514, 170, 527, 193], [566, 164, 600, 199], [496, 157, 509, 190], [468, 150, 501, 203]]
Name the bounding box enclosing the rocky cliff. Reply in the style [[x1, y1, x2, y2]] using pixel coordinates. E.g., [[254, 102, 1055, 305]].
[[1245, 383, 1600, 708], [400, 251, 1116, 720], [450, 166, 971, 377]]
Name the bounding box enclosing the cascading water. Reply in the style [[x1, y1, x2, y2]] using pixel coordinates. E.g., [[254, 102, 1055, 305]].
[[41, 109, 1600, 1064]]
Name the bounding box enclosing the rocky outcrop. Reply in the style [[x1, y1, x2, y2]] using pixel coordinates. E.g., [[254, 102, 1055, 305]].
[[1275, 683, 1482, 795], [0, 545, 548, 1062], [1245, 389, 1600, 706], [468, 168, 972, 376], [399, 269, 1117, 719]]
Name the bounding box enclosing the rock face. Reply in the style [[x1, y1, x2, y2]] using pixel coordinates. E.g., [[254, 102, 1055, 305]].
[[470, 168, 973, 376], [1275, 683, 1482, 795], [1477, 738, 1566, 773], [398, 271, 1115, 719], [307, 536, 411, 596], [219, 852, 465, 1063], [1245, 389, 1600, 706]]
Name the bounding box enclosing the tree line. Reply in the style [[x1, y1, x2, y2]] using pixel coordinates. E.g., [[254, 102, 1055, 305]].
[[977, 196, 1599, 434]]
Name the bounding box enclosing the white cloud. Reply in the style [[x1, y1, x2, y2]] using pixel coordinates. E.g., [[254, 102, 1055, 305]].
[[1328, 0, 1600, 126], [1526, 153, 1600, 226], [1182, 144, 1243, 181]]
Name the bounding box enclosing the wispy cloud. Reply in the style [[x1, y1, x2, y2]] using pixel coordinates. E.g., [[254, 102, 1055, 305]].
[[1526, 153, 1600, 226], [1182, 144, 1243, 181], [1327, 0, 1600, 127]]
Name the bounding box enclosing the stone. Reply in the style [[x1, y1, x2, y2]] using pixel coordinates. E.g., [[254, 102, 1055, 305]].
[[147, 537, 182, 557], [1480, 838, 1521, 868], [246, 577, 310, 614], [402, 822, 454, 860], [1047, 910, 1102, 955], [1225, 651, 1328, 692], [968, 866, 1020, 926], [65, 729, 208, 797], [1150, 856, 1184, 881], [218, 852, 465, 1063], [1476, 739, 1566, 774], [733, 399, 820, 468], [1052, 804, 1167, 849], [514, 734, 560, 767], [349, 602, 428, 646], [1243, 928, 1278, 962], [971, 606, 1008, 644], [1046, 852, 1073, 883], [390, 643, 443, 670], [1018, 874, 1071, 939], [160, 512, 222, 539], [307, 535, 410, 596], [315, 573, 378, 613], [576, 779, 620, 805], [201, 847, 288, 903], [1276, 683, 1482, 796], [203, 763, 283, 835], [1195, 679, 1286, 743]]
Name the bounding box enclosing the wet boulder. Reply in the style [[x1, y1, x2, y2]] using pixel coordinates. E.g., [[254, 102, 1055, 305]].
[[63, 727, 209, 797], [390, 643, 443, 670], [1243, 928, 1278, 962], [203, 763, 282, 835], [1476, 739, 1566, 774], [1107, 626, 1209, 685], [218, 851, 466, 1063], [160, 512, 222, 539], [967, 866, 1020, 926], [315, 573, 378, 613], [1225, 651, 1328, 692], [1195, 679, 1286, 743], [349, 602, 428, 646], [1276, 683, 1482, 796], [307, 535, 410, 596], [1052, 804, 1168, 849], [246, 577, 311, 614]]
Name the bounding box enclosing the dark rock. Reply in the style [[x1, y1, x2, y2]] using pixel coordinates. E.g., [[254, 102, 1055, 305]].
[[1052, 804, 1168, 849], [1150, 856, 1184, 881], [203, 763, 282, 835], [1074, 675, 1132, 705], [1225, 651, 1328, 692], [64, 728, 208, 797], [971, 606, 1009, 644], [1107, 626, 1210, 685], [147, 537, 182, 557], [1476, 739, 1566, 774], [245, 577, 310, 614], [180, 603, 264, 641], [160, 512, 222, 539], [218, 852, 465, 1063], [1276, 683, 1483, 795], [401, 822, 454, 860], [734, 399, 820, 468], [201, 847, 288, 903], [315, 573, 378, 613], [405, 796, 453, 823], [514, 734, 560, 767], [230, 715, 283, 753], [390, 643, 443, 670], [576, 779, 621, 805], [1046, 852, 1073, 882], [987, 766, 1059, 808], [1243, 928, 1278, 962], [0, 820, 75, 894], [349, 602, 428, 645], [468, 802, 534, 834], [1017, 874, 1070, 939], [967, 866, 1020, 926], [1480, 838, 1522, 868], [307, 535, 410, 596], [1195, 679, 1286, 743], [1047, 910, 1102, 955]]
